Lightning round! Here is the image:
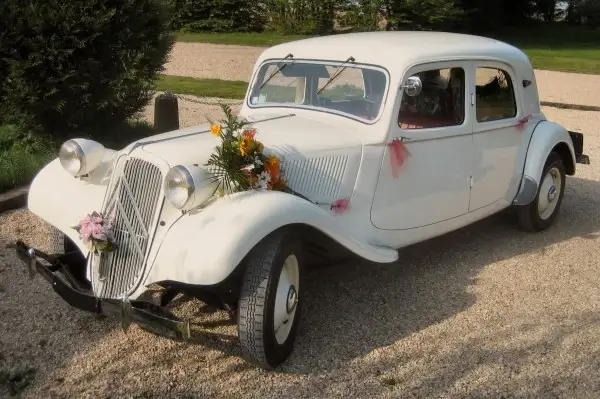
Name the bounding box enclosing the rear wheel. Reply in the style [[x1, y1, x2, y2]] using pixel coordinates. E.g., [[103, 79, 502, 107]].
[[237, 228, 304, 369], [517, 151, 566, 232]]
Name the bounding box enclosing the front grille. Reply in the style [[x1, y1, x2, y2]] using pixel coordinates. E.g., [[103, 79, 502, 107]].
[[91, 156, 164, 298]]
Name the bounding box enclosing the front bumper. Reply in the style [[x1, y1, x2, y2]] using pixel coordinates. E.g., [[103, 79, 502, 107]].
[[14, 240, 191, 341]]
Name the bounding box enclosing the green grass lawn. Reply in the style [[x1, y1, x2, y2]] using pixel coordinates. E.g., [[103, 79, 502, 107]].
[[175, 23, 600, 75], [0, 125, 55, 192], [157, 75, 249, 99], [175, 31, 307, 47], [0, 121, 158, 193]]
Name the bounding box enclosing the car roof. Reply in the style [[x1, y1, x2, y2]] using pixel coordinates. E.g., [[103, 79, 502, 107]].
[[256, 31, 533, 82]]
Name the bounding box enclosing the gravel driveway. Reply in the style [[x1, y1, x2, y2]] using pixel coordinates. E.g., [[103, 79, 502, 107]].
[[164, 42, 600, 108], [1, 104, 600, 398]]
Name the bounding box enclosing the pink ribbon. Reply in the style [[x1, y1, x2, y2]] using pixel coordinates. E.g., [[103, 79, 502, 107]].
[[516, 114, 532, 131], [330, 198, 350, 214], [388, 138, 410, 178]]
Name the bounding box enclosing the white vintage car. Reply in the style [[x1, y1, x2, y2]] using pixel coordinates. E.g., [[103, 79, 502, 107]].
[[15, 31, 590, 369]]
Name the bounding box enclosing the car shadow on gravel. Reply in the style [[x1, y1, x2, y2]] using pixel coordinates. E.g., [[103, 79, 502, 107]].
[[4, 175, 600, 397], [277, 175, 600, 373]]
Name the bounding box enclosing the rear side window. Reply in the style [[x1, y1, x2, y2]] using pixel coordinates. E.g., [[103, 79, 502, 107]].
[[475, 67, 517, 122]]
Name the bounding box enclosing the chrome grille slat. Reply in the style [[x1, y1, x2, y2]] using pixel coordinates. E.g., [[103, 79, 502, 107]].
[[91, 156, 163, 298], [282, 155, 348, 202]]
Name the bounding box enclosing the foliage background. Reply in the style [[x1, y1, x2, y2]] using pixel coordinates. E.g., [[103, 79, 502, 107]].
[[0, 0, 175, 141], [170, 0, 600, 34]]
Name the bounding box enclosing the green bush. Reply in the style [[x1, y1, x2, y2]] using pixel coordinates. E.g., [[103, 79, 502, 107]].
[[172, 0, 266, 33], [0, 0, 175, 140]]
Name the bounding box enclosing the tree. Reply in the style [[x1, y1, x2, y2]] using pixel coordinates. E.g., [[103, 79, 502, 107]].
[[0, 0, 175, 139], [388, 0, 464, 31], [172, 0, 267, 33]]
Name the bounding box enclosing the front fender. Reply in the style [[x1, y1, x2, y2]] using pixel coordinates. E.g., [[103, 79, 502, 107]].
[[28, 158, 112, 256], [513, 121, 576, 206], [144, 190, 398, 287]]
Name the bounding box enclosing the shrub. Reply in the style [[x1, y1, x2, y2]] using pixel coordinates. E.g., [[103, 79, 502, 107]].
[[0, 0, 175, 141], [172, 0, 266, 33]]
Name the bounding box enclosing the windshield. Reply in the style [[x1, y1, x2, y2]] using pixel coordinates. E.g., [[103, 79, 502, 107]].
[[247, 60, 389, 123]]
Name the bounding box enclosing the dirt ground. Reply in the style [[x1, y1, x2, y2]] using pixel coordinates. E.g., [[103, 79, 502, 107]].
[[164, 42, 600, 108], [1, 105, 599, 398], [1, 42, 600, 398]]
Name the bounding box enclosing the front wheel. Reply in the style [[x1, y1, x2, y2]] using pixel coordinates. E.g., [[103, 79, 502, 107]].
[[517, 151, 566, 232], [237, 229, 304, 369]]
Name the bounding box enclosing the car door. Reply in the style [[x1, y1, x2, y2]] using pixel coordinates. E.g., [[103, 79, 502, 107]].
[[370, 61, 474, 230], [468, 61, 525, 212]]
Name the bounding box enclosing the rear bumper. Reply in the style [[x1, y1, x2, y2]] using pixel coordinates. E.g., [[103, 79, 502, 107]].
[[568, 130, 591, 165], [14, 240, 190, 341]]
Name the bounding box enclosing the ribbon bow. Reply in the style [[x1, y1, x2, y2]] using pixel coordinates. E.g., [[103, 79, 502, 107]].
[[516, 114, 533, 131], [388, 138, 410, 178]]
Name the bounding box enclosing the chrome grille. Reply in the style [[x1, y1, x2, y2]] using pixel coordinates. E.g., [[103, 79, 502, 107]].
[[282, 155, 348, 202], [92, 156, 164, 298]]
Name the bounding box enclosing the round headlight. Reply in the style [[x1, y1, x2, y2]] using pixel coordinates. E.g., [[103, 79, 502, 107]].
[[164, 165, 218, 211], [59, 138, 105, 176], [164, 165, 195, 209]]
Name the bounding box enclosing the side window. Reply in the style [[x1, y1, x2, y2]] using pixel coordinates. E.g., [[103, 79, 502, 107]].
[[398, 67, 465, 130], [475, 67, 517, 122]]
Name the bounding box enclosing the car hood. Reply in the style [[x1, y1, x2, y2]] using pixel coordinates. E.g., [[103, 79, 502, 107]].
[[130, 112, 364, 203], [136, 113, 362, 164]]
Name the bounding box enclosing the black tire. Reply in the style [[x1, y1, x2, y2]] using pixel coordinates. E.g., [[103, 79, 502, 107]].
[[237, 228, 304, 370], [49, 227, 89, 287], [50, 227, 78, 255], [517, 151, 566, 232]]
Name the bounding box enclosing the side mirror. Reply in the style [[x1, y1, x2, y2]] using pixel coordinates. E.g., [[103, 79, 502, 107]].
[[400, 76, 422, 97]]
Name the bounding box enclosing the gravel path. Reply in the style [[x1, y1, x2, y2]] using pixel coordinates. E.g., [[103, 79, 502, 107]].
[[164, 42, 600, 108], [1, 104, 600, 398]]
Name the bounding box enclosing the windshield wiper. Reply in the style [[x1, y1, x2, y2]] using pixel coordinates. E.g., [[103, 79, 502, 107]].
[[259, 53, 294, 90], [316, 56, 355, 95]]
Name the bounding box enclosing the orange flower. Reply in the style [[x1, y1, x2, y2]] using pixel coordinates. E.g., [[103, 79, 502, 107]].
[[210, 124, 222, 136], [264, 155, 281, 182], [242, 128, 256, 140]]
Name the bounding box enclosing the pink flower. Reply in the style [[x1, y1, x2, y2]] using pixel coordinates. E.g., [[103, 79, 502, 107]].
[[79, 223, 93, 244], [91, 223, 107, 241]]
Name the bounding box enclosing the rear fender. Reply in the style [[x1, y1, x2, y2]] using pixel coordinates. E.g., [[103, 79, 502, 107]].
[[144, 190, 398, 287], [513, 121, 576, 206]]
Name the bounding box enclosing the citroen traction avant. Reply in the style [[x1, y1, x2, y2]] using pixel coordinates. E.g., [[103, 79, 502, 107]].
[[14, 31, 590, 369]]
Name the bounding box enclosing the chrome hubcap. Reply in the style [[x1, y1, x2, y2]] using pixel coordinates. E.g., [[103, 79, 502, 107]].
[[273, 254, 300, 345], [286, 286, 298, 314], [537, 167, 561, 220]]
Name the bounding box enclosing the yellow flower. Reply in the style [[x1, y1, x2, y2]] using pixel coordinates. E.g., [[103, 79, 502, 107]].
[[210, 124, 222, 136], [239, 138, 254, 156]]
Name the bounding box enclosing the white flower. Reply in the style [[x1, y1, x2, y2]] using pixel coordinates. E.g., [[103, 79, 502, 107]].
[[256, 171, 271, 190], [254, 156, 263, 166]]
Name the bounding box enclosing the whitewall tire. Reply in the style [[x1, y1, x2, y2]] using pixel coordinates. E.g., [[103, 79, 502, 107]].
[[237, 228, 304, 369]]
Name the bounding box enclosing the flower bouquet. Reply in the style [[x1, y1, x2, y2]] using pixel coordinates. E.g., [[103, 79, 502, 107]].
[[72, 211, 117, 255], [205, 104, 288, 196]]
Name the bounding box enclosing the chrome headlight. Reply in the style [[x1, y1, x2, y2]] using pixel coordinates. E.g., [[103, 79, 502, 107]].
[[164, 165, 217, 211], [59, 138, 105, 176]]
